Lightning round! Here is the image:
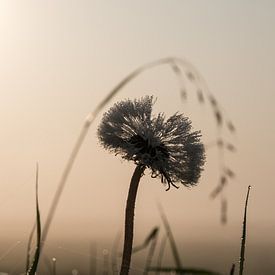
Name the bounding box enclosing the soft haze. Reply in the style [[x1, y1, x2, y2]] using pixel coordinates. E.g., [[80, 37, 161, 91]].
[[0, 1, 274, 274]]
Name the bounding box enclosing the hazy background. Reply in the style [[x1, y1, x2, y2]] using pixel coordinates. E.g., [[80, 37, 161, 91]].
[[0, 0, 274, 274]]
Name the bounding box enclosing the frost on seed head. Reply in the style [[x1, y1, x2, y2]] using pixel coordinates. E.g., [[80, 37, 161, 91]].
[[97, 96, 205, 190]]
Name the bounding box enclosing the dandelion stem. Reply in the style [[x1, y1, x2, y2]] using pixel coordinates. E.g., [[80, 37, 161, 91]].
[[120, 165, 145, 275]]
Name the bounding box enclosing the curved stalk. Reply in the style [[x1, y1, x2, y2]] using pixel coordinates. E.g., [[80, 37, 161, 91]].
[[120, 165, 145, 275]]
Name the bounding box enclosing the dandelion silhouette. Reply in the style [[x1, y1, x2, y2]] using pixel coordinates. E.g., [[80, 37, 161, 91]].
[[97, 96, 205, 275]]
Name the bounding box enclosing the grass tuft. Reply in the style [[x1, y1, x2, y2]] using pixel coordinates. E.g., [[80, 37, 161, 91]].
[[26, 163, 41, 275]]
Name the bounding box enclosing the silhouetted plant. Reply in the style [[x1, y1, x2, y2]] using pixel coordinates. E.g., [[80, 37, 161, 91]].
[[41, 56, 235, 254], [239, 186, 251, 275], [230, 263, 236, 275], [132, 226, 159, 274], [27, 163, 41, 275], [158, 203, 183, 269], [97, 96, 205, 275]]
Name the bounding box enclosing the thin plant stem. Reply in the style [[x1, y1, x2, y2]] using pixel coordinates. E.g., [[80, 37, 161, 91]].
[[156, 235, 167, 275], [0, 241, 21, 262], [143, 231, 158, 275], [230, 263, 235, 275], [52, 257, 57, 275], [111, 231, 121, 275], [25, 222, 36, 272], [120, 165, 145, 275], [239, 185, 251, 275], [132, 226, 159, 253], [157, 203, 182, 268], [27, 163, 41, 275]]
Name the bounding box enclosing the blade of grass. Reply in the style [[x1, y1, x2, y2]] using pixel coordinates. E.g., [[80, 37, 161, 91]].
[[111, 232, 121, 275], [0, 241, 21, 262], [157, 203, 182, 268], [143, 229, 159, 275], [25, 222, 36, 272], [42, 254, 53, 274], [239, 185, 251, 275], [132, 227, 159, 254], [27, 163, 41, 275], [230, 263, 235, 275], [156, 235, 167, 275]]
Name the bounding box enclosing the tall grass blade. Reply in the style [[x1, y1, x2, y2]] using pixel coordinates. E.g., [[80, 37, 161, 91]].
[[42, 254, 53, 274], [132, 227, 159, 253], [111, 232, 121, 275], [157, 203, 182, 268], [52, 257, 57, 275], [25, 223, 36, 272], [143, 229, 159, 275], [239, 185, 251, 275], [27, 163, 41, 275], [230, 263, 235, 275], [156, 235, 167, 275], [0, 241, 21, 262]]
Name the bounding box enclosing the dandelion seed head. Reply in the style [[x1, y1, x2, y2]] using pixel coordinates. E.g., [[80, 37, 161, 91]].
[[98, 96, 205, 189]]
